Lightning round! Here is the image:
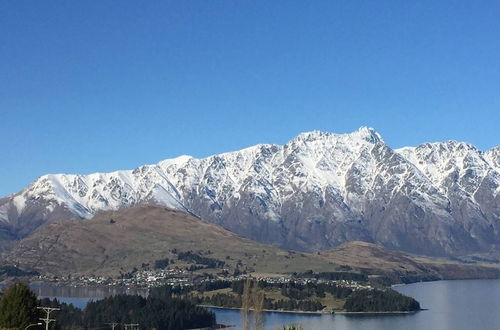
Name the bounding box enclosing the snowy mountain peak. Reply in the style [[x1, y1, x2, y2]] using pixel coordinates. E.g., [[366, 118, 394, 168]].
[[292, 127, 383, 145], [293, 130, 332, 143], [158, 155, 194, 168], [1, 128, 499, 256], [486, 146, 500, 170], [353, 126, 384, 143]]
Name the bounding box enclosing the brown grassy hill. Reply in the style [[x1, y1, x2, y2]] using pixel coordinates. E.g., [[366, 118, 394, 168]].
[[321, 241, 428, 273], [3, 207, 499, 282], [2, 205, 334, 276], [321, 241, 500, 282]]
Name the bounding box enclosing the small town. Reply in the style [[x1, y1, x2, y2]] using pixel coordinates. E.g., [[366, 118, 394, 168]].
[[33, 268, 373, 292]]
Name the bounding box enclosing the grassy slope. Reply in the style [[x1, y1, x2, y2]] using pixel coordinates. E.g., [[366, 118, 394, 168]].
[[2, 205, 335, 276], [320, 241, 500, 281], [197, 287, 345, 312], [3, 206, 500, 283]]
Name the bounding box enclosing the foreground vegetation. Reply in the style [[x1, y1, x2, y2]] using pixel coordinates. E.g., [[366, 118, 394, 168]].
[[0, 282, 39, 330], [0, 283, 215, 330], [0, 279, 421, 330]]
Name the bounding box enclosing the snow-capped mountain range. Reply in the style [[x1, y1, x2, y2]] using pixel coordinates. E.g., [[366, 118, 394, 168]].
[[1, 127, 499, 256]]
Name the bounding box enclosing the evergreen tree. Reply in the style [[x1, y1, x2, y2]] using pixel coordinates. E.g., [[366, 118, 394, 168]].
[[344, 288, 420, 312], [0, 282, 40, 329]]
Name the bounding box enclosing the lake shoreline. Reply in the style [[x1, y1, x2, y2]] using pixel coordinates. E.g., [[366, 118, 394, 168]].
[[204, 304, 331, 315], [203, 304, 423, 315]]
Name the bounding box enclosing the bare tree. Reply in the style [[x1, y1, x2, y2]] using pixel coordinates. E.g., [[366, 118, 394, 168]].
[[241, 279, 251, 330], [241, 279, 266, 330], [252, 284, 265, 330]]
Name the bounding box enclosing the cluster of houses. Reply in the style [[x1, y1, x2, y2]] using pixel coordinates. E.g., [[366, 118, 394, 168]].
[[251, 275, 373, 291], [35, 268, 194, 288], [35, 268, 372, 292]]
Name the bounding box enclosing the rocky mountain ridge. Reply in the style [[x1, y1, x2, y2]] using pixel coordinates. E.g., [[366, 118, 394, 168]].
[[1, 127, 499, 256]]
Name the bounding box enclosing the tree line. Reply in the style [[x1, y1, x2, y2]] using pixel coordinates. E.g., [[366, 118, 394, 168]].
[[344, 288, 421, 312], [293, 270, 368, 281], [196, 279, 420, 313], [0, 283, 215, 330], [230, 279, 352, 300], [176, 250, 225, 269]]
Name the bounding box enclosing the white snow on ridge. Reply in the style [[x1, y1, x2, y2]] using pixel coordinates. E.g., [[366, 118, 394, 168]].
[[485, 146, 500, 172], [5, 127, 499, 222], [0, 204, 9, 223], [12, 195, 26, 215]]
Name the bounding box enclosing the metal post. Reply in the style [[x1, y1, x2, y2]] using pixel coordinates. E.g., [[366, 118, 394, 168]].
[[37, 307, 60, 330], [106, 322, 119, 330], [24, 323, 42, 330], [124, 323, 139, 330]]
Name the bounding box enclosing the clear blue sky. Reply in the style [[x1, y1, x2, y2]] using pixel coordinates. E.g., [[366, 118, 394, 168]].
[[1, 1, 499, 196]]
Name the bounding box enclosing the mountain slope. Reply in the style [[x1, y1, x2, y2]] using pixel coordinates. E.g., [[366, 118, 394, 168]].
[[2, 205, 332, 276], [1, 127, 499, 256], [396, 142, 500, 251], [321, 241, 500, 282]]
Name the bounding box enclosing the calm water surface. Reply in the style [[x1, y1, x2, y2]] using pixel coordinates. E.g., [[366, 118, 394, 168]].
[[31, 284, 148, 310], [30, 279, 500, 330]]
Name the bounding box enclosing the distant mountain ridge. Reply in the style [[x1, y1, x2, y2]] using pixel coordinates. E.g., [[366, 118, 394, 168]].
[[1, 127, 499, 256]]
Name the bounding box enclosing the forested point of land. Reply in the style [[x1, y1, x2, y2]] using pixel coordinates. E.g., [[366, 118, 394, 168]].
[[343, 288, 421, 312], [197, 279, 419, 313]]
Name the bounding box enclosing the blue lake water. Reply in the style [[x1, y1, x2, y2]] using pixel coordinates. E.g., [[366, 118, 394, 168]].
[[28, 279, 500, 330], [215, 279, 500, 330]]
